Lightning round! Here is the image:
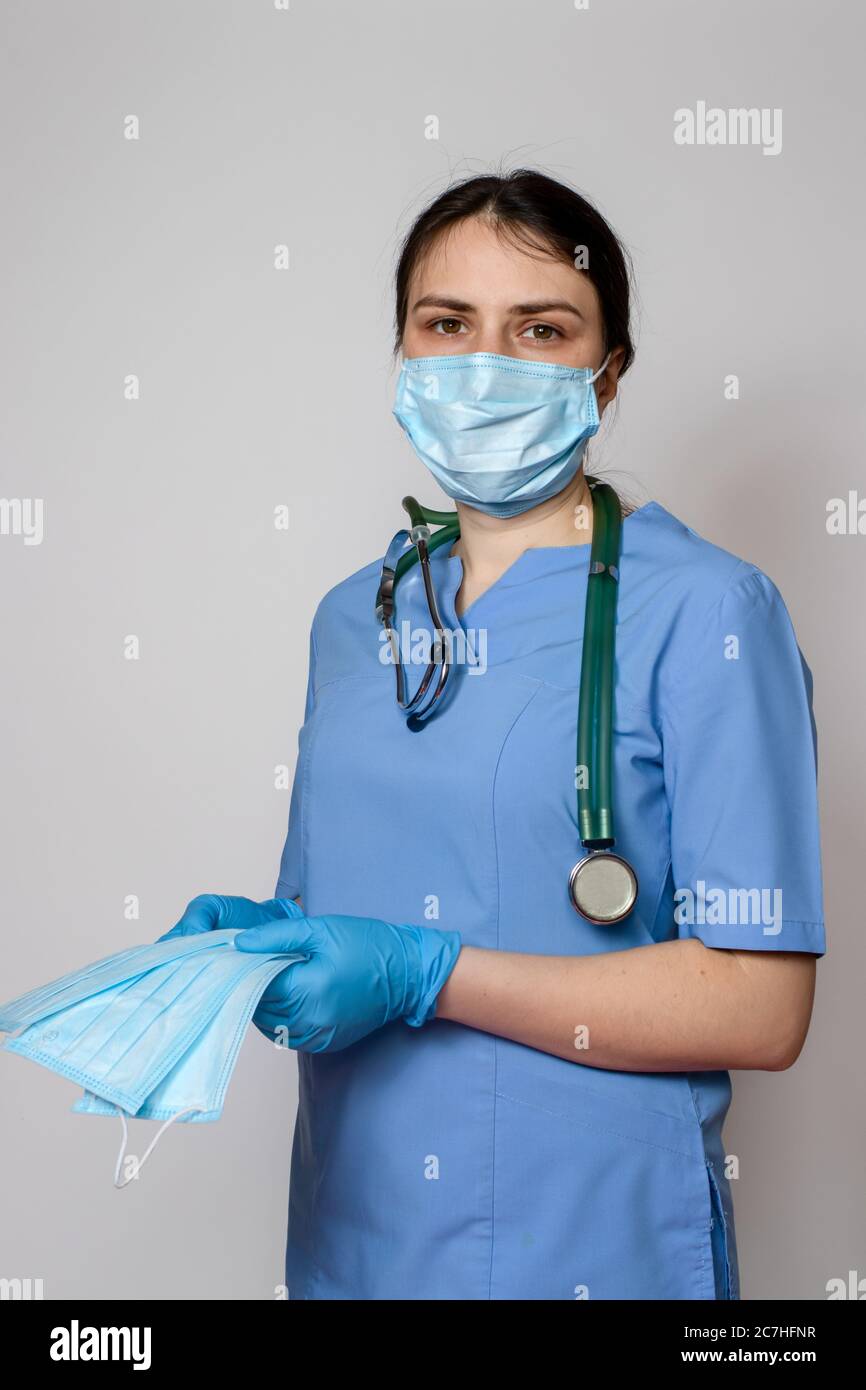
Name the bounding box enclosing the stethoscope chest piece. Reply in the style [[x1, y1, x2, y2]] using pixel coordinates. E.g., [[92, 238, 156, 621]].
[[569, 851, 638, 926]]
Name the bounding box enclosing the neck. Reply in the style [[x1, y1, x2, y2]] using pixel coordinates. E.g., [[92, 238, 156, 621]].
[[449, 470, 595, 619], [452, 469, 593, 572]]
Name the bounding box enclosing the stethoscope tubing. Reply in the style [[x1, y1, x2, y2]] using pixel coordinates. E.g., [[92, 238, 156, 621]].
[[577, 480, 620, 848]]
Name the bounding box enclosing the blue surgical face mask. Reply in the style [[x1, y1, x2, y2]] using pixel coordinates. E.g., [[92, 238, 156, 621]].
[[392, 350, 611, 518], [0, 929, 247, 1036], [72, 953, 294, 1185], [5, 943, 280, 1114], [72, 953, 290, 1125], [1, 929, 305, 1186]]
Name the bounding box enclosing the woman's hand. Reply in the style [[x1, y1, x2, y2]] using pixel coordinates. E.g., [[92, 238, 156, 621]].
[[158, 893, 304, 943], [235, 913, 462, 1052]]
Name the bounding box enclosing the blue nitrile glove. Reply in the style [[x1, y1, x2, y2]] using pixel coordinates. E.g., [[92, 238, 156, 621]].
[[158, 893, 305, 943], [234, 914, 463, 1053]]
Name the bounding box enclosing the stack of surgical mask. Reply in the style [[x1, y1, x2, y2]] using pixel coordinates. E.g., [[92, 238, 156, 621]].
[[0, 930, 304, 1186]]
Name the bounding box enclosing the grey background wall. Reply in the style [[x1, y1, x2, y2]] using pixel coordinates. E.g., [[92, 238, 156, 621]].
[[1, 0, 862, 1300]]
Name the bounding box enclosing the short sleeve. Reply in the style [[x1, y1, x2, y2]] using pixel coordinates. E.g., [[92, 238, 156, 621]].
[[662, 565, 825, 955], [274, 623, 318, 901]]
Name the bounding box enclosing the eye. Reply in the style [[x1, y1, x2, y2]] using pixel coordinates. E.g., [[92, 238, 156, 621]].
[[431, 318, 466, 335], [520, 323, 562, 342]]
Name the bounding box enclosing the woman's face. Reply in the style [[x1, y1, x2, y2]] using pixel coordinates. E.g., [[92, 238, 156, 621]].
[[401, 216, 624, 408]]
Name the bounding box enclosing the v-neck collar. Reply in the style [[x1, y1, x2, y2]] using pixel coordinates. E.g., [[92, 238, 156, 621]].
[[432, 499, 659, 629]]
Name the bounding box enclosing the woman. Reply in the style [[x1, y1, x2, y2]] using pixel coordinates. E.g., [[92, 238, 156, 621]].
[[167, 170, 825, 1300]]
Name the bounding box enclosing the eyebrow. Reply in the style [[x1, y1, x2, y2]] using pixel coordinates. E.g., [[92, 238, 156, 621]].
[[410, 294, 585, 321]]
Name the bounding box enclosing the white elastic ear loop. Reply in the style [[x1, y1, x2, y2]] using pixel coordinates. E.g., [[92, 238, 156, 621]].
[[588, 350, 612, 385], [113, 1105, 201, 1189]]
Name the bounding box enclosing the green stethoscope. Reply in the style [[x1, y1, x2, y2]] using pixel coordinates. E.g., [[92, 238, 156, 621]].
[[374, 478, 638, 927]]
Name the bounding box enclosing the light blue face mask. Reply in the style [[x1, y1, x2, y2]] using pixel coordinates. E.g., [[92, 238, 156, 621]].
[[72, 953, 289, 1124], [0, 930, 224, 1034], [392, 350, 611, 518], [0, 929, 304, 1186], [73, 953, 293, 1186]]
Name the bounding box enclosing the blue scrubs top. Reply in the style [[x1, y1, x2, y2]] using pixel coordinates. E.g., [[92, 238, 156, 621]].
[[276, 499, 825, 1301]]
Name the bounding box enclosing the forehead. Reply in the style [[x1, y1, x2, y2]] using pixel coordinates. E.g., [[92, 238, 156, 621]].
[[409, 216, 600, 314]]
